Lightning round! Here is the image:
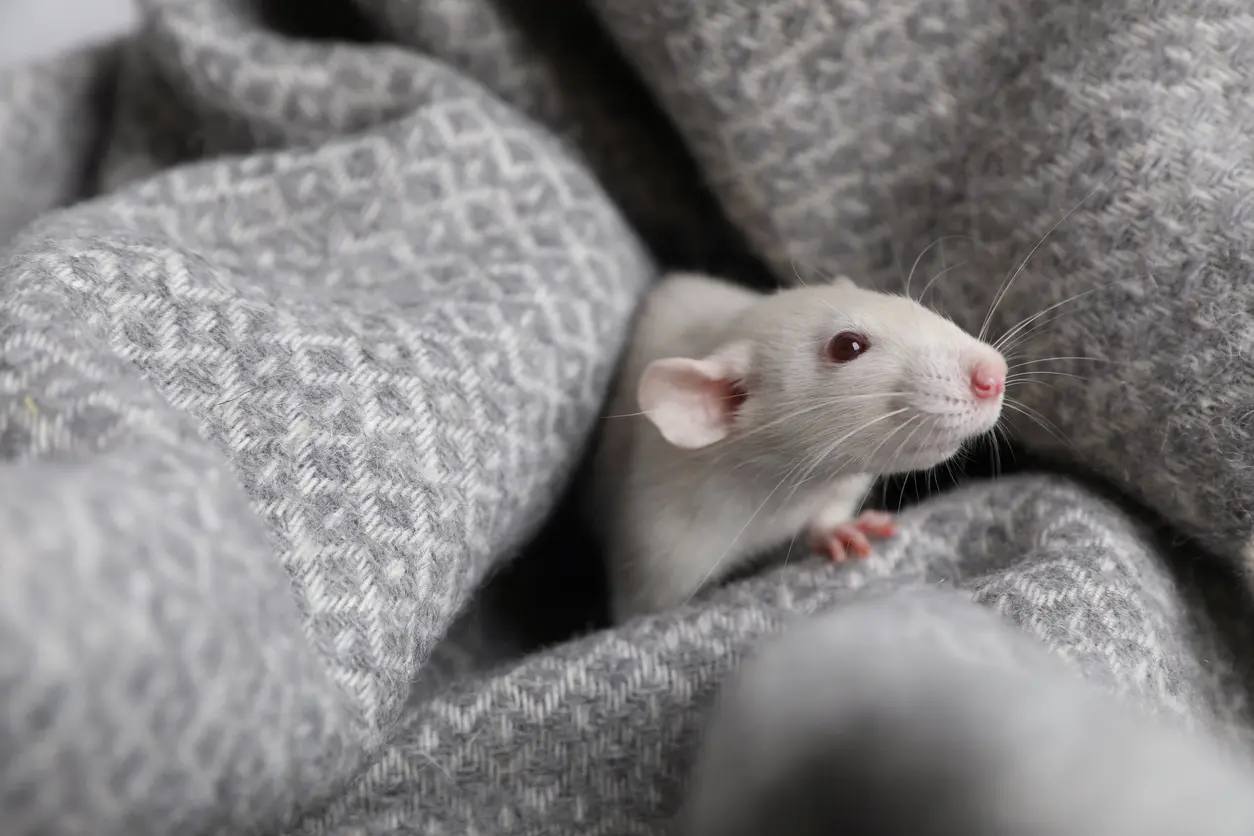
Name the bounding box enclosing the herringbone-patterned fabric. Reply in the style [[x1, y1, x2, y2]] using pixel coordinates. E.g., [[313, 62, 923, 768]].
[[3, 1, 1254, 834]]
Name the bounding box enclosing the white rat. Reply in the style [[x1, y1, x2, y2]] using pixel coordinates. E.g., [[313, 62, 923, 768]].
[[587, 273, 1008, 623]]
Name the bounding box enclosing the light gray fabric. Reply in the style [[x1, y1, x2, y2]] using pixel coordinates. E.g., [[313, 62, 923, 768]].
[[686, 588, 1254, 836], [3, 2, 1254, 835]]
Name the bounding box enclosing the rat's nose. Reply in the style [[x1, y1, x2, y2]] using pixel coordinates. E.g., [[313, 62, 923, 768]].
[[970, 360, 1006, 400]]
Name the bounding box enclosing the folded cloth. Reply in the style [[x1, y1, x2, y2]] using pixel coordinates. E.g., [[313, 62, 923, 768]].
[[4, 2, 1254, 835]]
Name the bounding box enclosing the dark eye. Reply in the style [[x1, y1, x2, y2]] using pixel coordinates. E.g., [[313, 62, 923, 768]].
[[825, 331, 870, 364]]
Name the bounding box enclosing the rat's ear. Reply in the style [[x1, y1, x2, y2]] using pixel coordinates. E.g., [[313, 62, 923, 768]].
[[830, 275, 857, 289], [637, 341, 752, 449]]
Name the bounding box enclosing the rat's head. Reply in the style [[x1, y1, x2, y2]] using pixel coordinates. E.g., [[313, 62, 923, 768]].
[[637, 277, 1006, 477]]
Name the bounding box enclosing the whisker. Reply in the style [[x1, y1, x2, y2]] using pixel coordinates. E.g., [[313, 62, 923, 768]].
[[995, 270, 1139, 356], [1003, 400, 1077, 454], [978, 178, 1110, 343], [1007, 398, 1071, 437], [1008, 356, 1108, 369], [785, 421, 893, 501], [992, 281, 1117, 353], [892, 413, 930, 467], [906, 417, 943, 505], [1005, 378, 1063, 394], [791, 258, 842, 315], [790, 259, 811, 287], [724, 393, 913, 455], [997, 311, 1072, 358], [918, 259, 969, 306], [684, 407, 911, 603], [928, 441, 940, 498], [995, 269, 1143, 359], [782, 527, 802, 569], [867, 415, 922, 469], [994, 422, 1017, 469], [882, 416, 932, 514], [792, 414, 923, 501], [1005, 408, 1069, 451], [989, 426, 1003, 479], [684, 458, 807, 606], [905, 235, 970, 301], [877, 414, 931, 515], [1006, 370, 1090, 383], [791, 408, 913, 490], [716, 393, 913, 464], [616, 393, 916, 482], [604, 390, 912, 422]]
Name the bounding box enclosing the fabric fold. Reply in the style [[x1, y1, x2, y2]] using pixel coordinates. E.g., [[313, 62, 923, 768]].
[[4, 1, 1254, 834]]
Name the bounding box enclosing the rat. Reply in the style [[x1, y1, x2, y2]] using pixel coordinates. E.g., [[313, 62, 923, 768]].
[[586, 273, 1008, 623]]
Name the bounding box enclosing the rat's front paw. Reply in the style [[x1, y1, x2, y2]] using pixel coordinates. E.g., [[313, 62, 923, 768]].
[[808, 510, 897, 563]]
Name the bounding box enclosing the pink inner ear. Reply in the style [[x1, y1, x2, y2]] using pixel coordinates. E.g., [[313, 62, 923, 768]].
[[638, 357, 748, 449], [699, 376, 745, 427], [719, 378, 747, 414]]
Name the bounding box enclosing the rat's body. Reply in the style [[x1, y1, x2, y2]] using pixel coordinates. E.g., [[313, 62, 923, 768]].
[[588, 273, 1007, 623]]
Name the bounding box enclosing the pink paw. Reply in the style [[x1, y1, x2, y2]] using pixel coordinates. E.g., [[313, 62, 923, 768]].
[[809, 511, 897, 563]]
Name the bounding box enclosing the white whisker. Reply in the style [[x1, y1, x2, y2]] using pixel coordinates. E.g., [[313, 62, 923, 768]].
[[1008, 356, 1108, 368], [918, 259, 969, 306], [992, 281, 1116, 353], [905, 235, 969, 301], [1003, 400, 1077, 453], [684, 407, 910, 603], [978, 178, 1110, 342], [1007, 370, 1090, 383], [1006, 378, 1063, 395]]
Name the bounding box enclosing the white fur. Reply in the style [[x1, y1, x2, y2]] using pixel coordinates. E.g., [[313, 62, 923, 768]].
[[586, 273, 1007, 622]]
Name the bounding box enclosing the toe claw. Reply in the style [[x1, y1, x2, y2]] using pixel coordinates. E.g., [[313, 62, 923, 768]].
[[811, 511, 897, 563], [828, 539, 848, 563], [854, 510, 896, 537], [842, 528, 873, 557]]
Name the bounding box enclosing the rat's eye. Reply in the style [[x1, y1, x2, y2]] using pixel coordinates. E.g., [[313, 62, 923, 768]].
[[825, 331, 870, 364]]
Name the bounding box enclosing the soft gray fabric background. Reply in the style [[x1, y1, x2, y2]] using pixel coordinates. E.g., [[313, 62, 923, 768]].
[[0, 0, 135, 67], [3, 1, 1254, 835], [685, 589, 1254, 836]]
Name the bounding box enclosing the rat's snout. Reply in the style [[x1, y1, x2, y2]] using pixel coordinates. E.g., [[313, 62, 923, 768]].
[[969, 358, 1006, 401]]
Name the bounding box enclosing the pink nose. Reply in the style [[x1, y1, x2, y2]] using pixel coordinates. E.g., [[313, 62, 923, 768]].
[[970, 361, 1005, 400]]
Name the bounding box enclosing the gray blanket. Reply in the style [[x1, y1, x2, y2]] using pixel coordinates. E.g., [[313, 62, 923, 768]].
[[5, 1, 1254, 834]]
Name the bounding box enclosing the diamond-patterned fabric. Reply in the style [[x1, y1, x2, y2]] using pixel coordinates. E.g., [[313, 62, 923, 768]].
[[4, 1, 1254, 835]]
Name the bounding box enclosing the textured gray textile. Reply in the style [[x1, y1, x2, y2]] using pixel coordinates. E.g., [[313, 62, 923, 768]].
[[686, 589, 1254, 836], [3, 2, 1254, 835]]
